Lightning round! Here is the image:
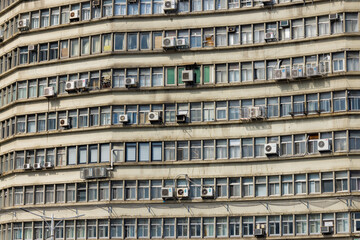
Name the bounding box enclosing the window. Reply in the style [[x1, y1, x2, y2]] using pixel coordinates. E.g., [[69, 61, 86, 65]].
[[228, 26, 240, 45], [295, 215, 307, 235], [350, 131, 360, 151], [309, 173, 320, 194], [125, 180, 136, 200], [282, 175, 293, 195], [320, 92, 331, 112], [138, 180, 149, 200], [92, 35, 101, 53], [322, 172, 334, 193], [242, 138, 253, 158], [333, 52, 345, 72], [331, 13, 344, 34], [31, 12, 40, 29], [268, 176, 279, 196], [61, 6, 70, 24], [177, 141, 189, 161], [216, 178, 227, 198], [318, 15, 330, 36], [280, 96, 291, 116], [334, 131, 347, 152], [39, 44, 48, 62], [70, 39, 79, 57], [152, 67, 163, 86], [163, 219, 175, 238], [111, 181, 123, 200], [81, 37, 90, 55], [305, 17, 316, 37], [255, 176, 266, 197], [268, 216, 280, 236], [203, 102, 214, 121], [347, 52, 359, 71], [295, 174, 306, 194], [241, 62, 252, 82], [336, 213, 349, 233], [82, 3, 91, 20], [242, 216, 253, 236], [282, 215, 293, 235], [202, 218, 214, 237], [292, 19, 304, 39], [335, 171, 348, 192], [19, 47, 28, 65], [177, 218, 188, 238], [190, 218, 201, 238], [215, 64, 227, 83], [309, 214, 320, 234], [346, 13, 358, 32], [254, 24, 264, 43], [190, 29, 201, 48]]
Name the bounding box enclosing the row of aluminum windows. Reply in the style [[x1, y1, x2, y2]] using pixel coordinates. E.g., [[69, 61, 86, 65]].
[[1, 50, 359, 108], [1, 0, 344, 40], [1, 89, 359, 139], [1, 12, 359, 75], [2, 170, 360, 207], [1, 212, 360, 240], [1, 130, 360, 174]]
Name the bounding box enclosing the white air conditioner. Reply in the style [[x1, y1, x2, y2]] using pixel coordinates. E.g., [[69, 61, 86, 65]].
[[320, 226, 333, 234], [43, 87, 55, 97], [17, 19, 29, 30], [81, 168, 95, 179], [163, 0, 177, 11], [306, 66, 319, 77], [23, 164, 32, 170], [44, 162, 54, 168], [118, 114, 129, 123], [28, 45, 36, 51], [249, 107, 262, 119], [264, 143, 278, 155], [273, 69, 282, 80], [182, 70, 194, 83], [69, 10, 80, 20], [318, 139, 331, 152], [162, 37, 176, 48], [161, 187, 174, 199], [329, 13, 339, 21], [92, 0, 100, 6], [33, 163, 42, 170], [94, 167, 108, 178], [176, 38, 187, 47], [291, 68, 304, 78], [148, 112, 161, 122], [319, 63, 329, 75], [201, 187, 214, 198], [264, 32, 276, 41], [59, 118, 69, 127], [280, 20, 289, 28], [76, 79, 88, 89], [65, 81, 76, 91], [254, 228, 265, 237], [125, 78, 137, 87], [280, 68, 288, 79], [176, 188, 189, 198], [176, 111, 187, 123]]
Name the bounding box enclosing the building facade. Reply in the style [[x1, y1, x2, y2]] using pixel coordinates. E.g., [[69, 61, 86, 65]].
[[0, 0, 360, 239]]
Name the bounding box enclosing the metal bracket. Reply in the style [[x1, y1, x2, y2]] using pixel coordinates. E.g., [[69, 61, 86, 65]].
[[260, 202, 269, 210], [299, 200, 309, 209], [146, 206, 151, 213], [223, 204, 230, 212], [108, 206, 112, 214]]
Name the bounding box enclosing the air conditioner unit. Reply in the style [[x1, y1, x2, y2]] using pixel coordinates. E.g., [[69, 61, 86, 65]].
[[162, 37, 176, 48], [163, 0, 177, 11], [148, 112, 161, 122], [94, 167, 108, 178], [81, 168, 95, 179], [44, 162, 54, 168], [161, 187, 174, 199], [291, 68, 304, 78], [76, 79, 88, 89], [249, 107, 262, 119], [65, 81, 76, 92], [201, 187, 214, 198], [319, 63, 329, 75], [320, 226, 333, 234], [318, 139, 331, 152], [43, 87, 55, 97], [264, 32, 276, 41], [33, 163, 42, 170], [273, 69, 282, 80], [264, 143, 278, 155], [176, 188, 189, 198], [182, 70, 194, 83], [118, 114, 129, 123], [23, 164, 32, 170], [280, 20, 289, 28], [28, 45, 36, 51], [176, 111, 187, 123], [69, 10, 80, 20], [254, 228, 265, 237], [176, 38, 187, 47], [280, 68, 288, 79], [306, 66, 319, 77], [59, 118, 69, 127], [228, 26, 236, 33], [329, 13, 339, 21], [17, 19, 29, 30], [92, 0, 100, 6], [125, 78, 137, 87]]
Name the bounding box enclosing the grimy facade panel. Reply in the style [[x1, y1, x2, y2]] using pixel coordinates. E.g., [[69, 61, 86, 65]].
[[0, 0, 360, 239]]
